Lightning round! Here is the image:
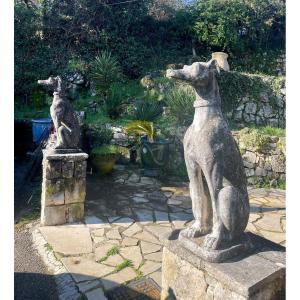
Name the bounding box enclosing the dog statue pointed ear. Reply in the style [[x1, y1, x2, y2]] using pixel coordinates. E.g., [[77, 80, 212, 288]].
[[208, 59, 220, 74]]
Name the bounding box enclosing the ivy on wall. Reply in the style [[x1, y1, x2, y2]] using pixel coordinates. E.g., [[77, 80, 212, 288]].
[[217, 71, 285, 113]]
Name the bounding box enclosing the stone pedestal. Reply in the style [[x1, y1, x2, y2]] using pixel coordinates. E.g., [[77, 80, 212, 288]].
[[41, 151, 88, 226], [160, 231, 285, 300]]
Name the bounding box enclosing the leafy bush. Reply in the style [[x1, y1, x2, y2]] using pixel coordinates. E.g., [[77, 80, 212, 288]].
[[103, 83, 127, 119], [87, 125, 113, 148], [192, 0, 285, 55], [165, 85, 195, 125], [91, 51, 122, 97], [91, 144, 125, 156], [133, 99, 163, 121], [238, 127, 270, 152]]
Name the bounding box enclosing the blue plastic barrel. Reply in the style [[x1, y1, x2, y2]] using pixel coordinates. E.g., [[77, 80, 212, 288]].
[[31, 117, 52, 144]]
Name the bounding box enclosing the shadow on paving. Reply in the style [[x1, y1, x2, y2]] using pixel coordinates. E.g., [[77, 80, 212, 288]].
[[15, 272, 161, 300]]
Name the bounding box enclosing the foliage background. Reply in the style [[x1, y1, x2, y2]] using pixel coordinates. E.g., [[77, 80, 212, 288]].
[[15, 0, 285, 105]]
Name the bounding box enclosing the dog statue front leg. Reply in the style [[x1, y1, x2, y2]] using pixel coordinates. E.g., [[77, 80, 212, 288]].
[[201, 160, 226, 250], [181, 154, 212, 238]]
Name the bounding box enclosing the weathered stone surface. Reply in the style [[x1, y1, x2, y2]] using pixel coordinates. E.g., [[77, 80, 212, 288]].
[[243, 151, 257, 164], [120, 246, 143, 269], [62, 161, 74, 178], [259, 230, 285, 244], [85, 287, 108, 300], [66, 202, 84, 223], [270, 155, 285, 173], [103, 254, 124, 267], [65, 178, 86, 204], [41, 205, 66, 226], [44, 159, 61, 179], [77, 280, 101, 294], [144, 251, 163, 262], [132, 196, 149, 203], [140, 261, 161, 276], [106, 228, 122, 240], [85, 216, 111, 229], [144, 224, 172, 239], [161, 247, 208, 300], [121, 237, 138, 247], [113, 217, 134, 228], [122, 223, 142, 237], [140, 241, 161, 255], [133, 230, 160, 245], [43, 179, 65, 206], [255, 213, 282, 232], [61, 256, 114, 283], [74, 160, 87, 178], [167, 198, 182, 206], [101, 267, 136, 291], [41, 150, 88, 226], [154, 211, 169, 223], [149, 271, 162, 287], [135, 209, 154, 224], [95, 243, 119, 262], [160, 232, 285, 299], [127, 173, 140, 183], [45, 152, 89, 161], [147, 191, 167, 202], [92, 228, 105, 237], [39, 226, 93, 255]]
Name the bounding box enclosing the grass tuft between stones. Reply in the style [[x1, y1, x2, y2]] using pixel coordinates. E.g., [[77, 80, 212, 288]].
[[97, 246, 120, 263], [113, 259, 133, 273], [44, 243, 53, 252]]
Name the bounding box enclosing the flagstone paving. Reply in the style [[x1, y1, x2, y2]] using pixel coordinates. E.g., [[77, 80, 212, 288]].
[[37, 166, 285, 299]]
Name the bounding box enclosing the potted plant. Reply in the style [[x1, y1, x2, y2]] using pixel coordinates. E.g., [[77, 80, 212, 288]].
[[86, 125, 127, 174], [91, 144, 126, 175], [125, 120, 170, 170]]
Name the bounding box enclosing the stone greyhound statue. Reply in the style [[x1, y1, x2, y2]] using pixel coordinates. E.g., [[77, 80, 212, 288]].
[[166, 60, 250, 250], [38, 76, 80, 150]]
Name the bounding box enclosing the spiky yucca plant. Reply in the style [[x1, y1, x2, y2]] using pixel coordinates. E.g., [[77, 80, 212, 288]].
[[125, 120, 155, 143], [91, 51, 122, 97]]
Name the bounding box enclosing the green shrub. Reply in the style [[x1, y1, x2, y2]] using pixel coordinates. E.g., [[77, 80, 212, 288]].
[[87, 126, 113, 148], [103, 83, 127, 119], [165, 85, 195, 125], [91, 144, 125, 156], [192, 0, 285, 55], [239, 127, 270, 152], [91, 51, 122, 97], [133, 99, 163, 122]]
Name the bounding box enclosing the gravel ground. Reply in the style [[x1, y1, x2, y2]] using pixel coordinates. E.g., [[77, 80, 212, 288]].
[[14, 226, 58, 300]]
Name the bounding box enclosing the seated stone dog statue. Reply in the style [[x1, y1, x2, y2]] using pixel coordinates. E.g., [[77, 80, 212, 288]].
[[166, 60, 250, 252], [38, 76, 80, 151]]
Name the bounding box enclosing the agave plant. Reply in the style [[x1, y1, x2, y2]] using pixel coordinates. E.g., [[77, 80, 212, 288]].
[[125, 120, 155, 143], [91, 51, 122, 97]]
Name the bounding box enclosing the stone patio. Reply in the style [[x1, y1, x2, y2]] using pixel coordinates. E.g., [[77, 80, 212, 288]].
[[35, 165, 286, 299]]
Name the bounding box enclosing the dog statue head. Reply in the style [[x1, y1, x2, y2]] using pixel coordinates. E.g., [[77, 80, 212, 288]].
[[166, 59, 219, 88], [38, 75, 65, 94]]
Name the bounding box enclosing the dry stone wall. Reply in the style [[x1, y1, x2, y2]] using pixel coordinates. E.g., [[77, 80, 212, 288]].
[[166, 126, 285, 186]]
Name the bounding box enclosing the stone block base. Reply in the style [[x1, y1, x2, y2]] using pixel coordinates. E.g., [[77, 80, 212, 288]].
[[41, 150, 88, 226], [160, 231, 285, 300]]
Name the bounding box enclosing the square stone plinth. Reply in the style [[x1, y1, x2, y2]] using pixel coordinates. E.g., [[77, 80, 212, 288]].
[[160, 231, 285, 300], [41, 150, 88, 226]]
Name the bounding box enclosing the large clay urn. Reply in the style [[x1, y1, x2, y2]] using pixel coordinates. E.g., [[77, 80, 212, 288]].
[[211, 52, 230, 71]]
